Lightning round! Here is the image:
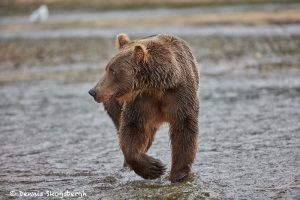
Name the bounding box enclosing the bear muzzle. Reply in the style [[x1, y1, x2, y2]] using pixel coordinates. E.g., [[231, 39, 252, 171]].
[[89, 88, 115, 103]]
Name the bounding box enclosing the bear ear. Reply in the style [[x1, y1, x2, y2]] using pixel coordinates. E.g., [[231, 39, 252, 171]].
[[133, 44, 148, 63], [116, 33, 130, 50]]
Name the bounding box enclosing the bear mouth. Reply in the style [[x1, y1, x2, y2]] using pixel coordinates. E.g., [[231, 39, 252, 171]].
[[96, 92, 115, 103]]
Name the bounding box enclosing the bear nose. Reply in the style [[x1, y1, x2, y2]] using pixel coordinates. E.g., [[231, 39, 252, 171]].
[[88, 89, 96, 98]]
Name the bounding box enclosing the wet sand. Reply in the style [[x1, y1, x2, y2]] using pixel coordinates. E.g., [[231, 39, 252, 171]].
[[0, 72, 299, 199]]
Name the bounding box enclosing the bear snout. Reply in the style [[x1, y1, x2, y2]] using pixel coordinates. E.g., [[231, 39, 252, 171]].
[[88, 88, 96, 98]]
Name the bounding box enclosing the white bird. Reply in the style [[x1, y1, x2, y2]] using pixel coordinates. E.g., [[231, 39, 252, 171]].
[[29, 5, 49, 23]]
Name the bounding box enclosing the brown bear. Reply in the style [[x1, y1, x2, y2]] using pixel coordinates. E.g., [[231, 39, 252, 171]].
[[89, 34, 199, 183]]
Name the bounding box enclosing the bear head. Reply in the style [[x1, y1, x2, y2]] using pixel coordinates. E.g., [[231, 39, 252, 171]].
[[89, 33, 181, 103]]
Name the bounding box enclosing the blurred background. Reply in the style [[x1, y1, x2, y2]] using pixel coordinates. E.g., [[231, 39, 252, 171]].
[[0, 0, 300, 199]]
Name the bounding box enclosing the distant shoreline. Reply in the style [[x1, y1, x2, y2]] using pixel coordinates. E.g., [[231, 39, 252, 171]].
[[0, 0, 299, 16], [1, 5, 300, 40]]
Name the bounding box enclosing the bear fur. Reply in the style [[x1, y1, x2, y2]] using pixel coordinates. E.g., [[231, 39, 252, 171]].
[[89, 34, 199, 183]]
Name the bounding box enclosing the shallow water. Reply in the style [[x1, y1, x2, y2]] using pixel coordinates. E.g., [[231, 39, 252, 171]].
[[0, 72, 300, 199]]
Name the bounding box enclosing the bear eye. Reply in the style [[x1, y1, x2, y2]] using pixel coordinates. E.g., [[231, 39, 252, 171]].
[[110, 68, 116, 75]]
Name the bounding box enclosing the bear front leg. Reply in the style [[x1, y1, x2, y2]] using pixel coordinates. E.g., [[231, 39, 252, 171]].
[[119, 99, 165, 179], [122, 126, 156, 169], [119, 124, 166, 179], [170, 116, 199, 183]]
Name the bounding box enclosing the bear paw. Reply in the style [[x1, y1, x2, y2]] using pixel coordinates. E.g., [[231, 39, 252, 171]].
[[170, 170, 189, 183], [143, 157, 166, 179], [129, 154, 166, 180]]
